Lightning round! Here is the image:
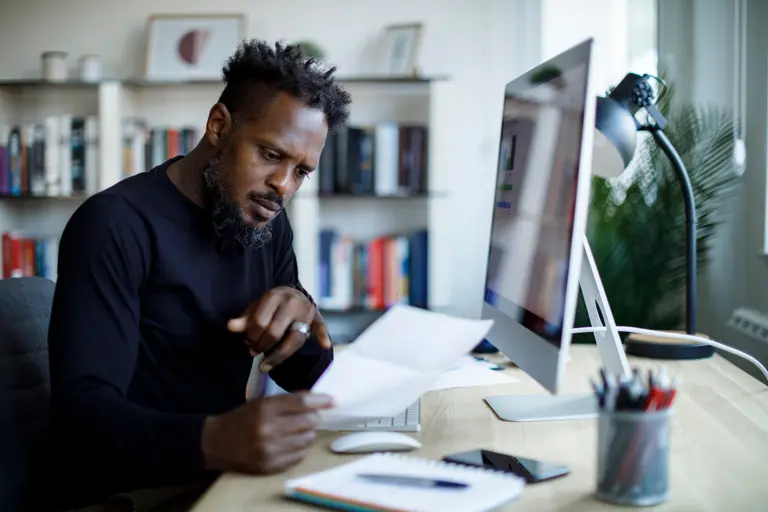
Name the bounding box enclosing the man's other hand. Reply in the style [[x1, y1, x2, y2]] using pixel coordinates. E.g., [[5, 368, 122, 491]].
[[201, 392, 334, 474], [227, 286, 332, 372]]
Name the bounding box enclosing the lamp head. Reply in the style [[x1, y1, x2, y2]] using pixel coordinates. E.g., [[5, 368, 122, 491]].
[[591, 73, 666, 179], [592, 96, 638, 178]]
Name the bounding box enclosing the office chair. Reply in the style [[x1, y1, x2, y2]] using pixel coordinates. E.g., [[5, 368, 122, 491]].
[[0, 277, 55, 511]]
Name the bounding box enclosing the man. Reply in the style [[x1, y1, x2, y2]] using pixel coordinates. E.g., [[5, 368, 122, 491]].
[[47, 40, 352, 509]]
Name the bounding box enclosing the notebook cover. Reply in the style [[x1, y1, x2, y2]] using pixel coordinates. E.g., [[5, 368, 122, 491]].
[[288, 488, 396, 512]]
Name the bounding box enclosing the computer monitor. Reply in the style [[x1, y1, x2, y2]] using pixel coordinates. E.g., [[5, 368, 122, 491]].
[[481, 39, 630, 422]]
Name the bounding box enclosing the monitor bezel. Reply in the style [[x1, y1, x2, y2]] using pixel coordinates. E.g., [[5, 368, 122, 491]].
[[480, 38, 598, 394]]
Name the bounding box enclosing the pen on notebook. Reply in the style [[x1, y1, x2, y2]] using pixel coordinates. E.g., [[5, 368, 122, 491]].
[[357, 473, 468, 490]]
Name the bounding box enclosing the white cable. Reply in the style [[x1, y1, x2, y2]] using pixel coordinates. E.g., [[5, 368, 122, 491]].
[[571, 326, 768, 382], [571, 327, 603, 333]]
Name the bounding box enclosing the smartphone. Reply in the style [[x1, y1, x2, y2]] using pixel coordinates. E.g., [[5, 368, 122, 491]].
[[443, 449, 570, 484]]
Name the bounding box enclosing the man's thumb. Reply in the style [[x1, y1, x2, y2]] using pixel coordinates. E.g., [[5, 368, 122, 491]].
[[311, 317, 332, 349], [227, 316, 248, 332]]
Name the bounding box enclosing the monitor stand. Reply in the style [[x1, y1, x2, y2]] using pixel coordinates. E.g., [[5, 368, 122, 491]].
[[484, 236, 631, 422]]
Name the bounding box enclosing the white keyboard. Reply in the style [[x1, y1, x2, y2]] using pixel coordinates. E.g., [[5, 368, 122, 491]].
[[328, 399, 421, 432]]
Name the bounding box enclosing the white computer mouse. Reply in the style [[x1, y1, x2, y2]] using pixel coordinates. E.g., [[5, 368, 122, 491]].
[[329, 432, 422, 454]]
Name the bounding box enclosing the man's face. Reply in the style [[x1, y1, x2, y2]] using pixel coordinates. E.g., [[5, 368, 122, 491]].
[[203, 92, 327, 248]]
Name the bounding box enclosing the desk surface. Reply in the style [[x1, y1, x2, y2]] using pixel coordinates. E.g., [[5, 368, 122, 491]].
[[191, 345, 768, 511]]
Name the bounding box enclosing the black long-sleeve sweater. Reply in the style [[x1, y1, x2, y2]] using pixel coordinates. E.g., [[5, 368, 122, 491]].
[[47, 157, 332, 508]]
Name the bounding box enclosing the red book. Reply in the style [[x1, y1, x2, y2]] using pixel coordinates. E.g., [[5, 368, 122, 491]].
[[2, 232, 22, 278], [21, 238, 36, 276], [367, 238, 385, 310]]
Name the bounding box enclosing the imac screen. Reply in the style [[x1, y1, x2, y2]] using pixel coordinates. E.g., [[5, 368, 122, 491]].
[[484, 55, 590, 346]]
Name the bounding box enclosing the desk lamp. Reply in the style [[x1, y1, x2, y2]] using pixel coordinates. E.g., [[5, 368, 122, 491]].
[[591, 72, 714, 360]]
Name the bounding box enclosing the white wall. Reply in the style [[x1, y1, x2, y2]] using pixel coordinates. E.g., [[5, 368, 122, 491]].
[[737, 0, 768, 379], [541, 0, 630, 94], [540, 0, 657, 95], [657, 0, 768, 379], [741, 0, 768, 317], [657, 0, 744, 344], [0, 0, 539, 318]]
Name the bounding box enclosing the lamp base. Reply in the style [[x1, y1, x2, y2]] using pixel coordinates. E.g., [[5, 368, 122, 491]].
[[625, 331, 715, 360]]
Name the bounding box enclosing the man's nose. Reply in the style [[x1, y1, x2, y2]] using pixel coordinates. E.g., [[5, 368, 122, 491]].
[[266, 166, 291, 196]]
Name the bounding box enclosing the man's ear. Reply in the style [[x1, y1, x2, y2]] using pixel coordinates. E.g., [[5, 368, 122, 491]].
[[205, 103, 233, 149]]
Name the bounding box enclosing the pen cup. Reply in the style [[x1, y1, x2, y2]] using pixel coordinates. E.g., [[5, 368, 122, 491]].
[[596, 408, 672, 506]]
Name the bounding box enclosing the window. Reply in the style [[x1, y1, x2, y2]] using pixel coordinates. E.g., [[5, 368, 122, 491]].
[[541, 0, 657, 95]]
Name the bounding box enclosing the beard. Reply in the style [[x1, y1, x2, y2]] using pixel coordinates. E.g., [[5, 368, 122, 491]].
[[202, 154, 278, 250]]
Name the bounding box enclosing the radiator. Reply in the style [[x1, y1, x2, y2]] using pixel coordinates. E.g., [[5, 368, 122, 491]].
[[727, 308, 768, 344]]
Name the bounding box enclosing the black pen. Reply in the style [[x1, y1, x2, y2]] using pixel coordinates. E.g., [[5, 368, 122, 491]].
[[357, 473, 468, 489]]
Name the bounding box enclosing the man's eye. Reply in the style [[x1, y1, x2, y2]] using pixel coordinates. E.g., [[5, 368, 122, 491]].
[[296, 168, 311, 178], [261, 148, 280, 161]]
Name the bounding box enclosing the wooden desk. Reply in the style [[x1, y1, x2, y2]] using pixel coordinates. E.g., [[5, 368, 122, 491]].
[[191, 346, 768, 511]]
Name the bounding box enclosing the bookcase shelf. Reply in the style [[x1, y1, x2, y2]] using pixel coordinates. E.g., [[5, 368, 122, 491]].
[[1, 192, 445, 202], [336, 75, 449, 83], [0, 77, 458, 318], [0, 194, 88, 201], [0, 80, 101, 88], [320, 306, 385, 316], [122, 75, 449, 87], [315, 192, 445, 199]]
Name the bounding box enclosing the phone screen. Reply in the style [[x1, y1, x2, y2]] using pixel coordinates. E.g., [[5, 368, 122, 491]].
[[443, 449, 570, 483]]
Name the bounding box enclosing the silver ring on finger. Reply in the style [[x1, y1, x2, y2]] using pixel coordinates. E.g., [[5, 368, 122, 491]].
[[290, 320, 310, 337]]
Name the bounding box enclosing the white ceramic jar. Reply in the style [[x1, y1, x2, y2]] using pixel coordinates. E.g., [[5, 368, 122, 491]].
[[41, 51, 68, 82], [79, 54, 102, 82]]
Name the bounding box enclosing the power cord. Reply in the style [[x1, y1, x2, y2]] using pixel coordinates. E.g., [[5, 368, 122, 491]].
[[571, 325, 768, 382]]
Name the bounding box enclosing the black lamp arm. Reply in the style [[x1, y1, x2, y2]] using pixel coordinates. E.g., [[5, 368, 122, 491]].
[[640, 125, 698, 335], [608, 72, 697, 335]]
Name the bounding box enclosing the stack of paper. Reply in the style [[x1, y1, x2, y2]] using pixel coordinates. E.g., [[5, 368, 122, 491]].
[[312, 305, 494, 428]]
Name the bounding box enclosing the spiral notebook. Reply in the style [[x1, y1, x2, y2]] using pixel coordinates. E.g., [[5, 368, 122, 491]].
[[284, 452, 525, 512]]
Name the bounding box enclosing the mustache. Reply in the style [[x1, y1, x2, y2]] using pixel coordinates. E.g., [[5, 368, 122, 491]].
[[248, 191, 284, 209]]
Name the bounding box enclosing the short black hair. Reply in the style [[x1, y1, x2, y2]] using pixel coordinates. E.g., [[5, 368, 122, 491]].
[[218, 40, 351, 133]]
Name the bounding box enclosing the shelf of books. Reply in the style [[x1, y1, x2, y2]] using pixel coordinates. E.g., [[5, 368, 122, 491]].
[[1, 78, 457, 328], [0, 80, 212, 279], [0, 81, 104, 279], [289, 79, 457, 340]]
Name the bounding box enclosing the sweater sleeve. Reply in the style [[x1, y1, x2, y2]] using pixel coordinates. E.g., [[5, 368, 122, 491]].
[[269, 211, 333, 391], [48, 195, 207, 500]]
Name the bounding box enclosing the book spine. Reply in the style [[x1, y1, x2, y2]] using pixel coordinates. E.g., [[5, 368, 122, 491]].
[[0, 124, 9, 195], [8, 127, 21, 195]]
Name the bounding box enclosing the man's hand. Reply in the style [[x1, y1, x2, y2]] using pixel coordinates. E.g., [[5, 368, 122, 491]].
[[227, 286, 331, 372], [201, 392, 334, 474]]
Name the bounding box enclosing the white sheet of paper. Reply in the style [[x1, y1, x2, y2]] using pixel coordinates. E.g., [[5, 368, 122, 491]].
[[312, 305, 494, 427], [426, 357, 518, 391], [309, 351, 422, 409]]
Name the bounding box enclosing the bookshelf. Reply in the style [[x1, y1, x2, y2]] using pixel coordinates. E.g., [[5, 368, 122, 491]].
[[0, 77, 457, 328], [0, 81, 109, 279], [288, 79, 456, 324]]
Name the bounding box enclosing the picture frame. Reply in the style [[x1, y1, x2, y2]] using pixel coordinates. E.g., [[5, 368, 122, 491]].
[[144, 13, 246, 82], [379, 23, 424, 77]]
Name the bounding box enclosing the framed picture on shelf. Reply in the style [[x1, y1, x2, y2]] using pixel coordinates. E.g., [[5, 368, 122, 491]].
[[378, 23, 423, 77], [144, 13, 246, 82]]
